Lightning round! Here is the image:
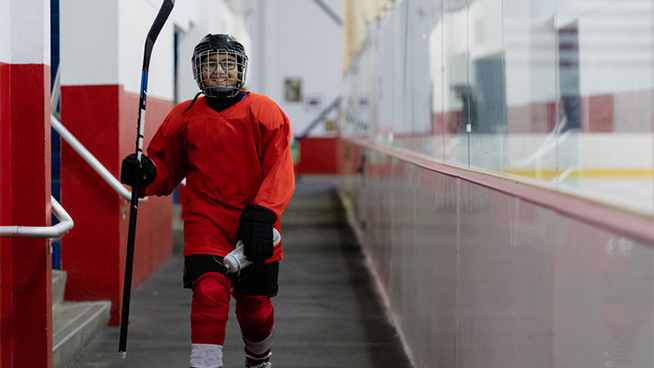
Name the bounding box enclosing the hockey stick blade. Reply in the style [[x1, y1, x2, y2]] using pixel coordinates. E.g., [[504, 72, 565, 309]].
[[119, 0, 174, 359], [142, 0, 175, 71]]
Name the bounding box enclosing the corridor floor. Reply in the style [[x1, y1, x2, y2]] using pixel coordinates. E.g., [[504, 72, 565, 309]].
[[66, 176, 413, 368]]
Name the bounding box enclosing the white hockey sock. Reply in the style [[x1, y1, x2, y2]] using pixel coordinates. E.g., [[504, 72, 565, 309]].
[[191, 343, 223, 368], [243, 327, 274, 356]]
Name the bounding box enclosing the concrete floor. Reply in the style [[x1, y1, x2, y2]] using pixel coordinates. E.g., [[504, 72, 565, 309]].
[[66, 176, 413, 368]]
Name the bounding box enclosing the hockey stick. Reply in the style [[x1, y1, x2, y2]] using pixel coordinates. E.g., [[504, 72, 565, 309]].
[[119, 0, 174, 359]]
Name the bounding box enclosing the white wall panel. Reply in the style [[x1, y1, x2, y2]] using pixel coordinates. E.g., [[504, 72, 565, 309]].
[[61, 0, 249, 102], [60, 0, 119, 85], [0, 0, 9, 63], [118, 0, 174, 100], [0, 0, 50, 64], [244, 0, 343, 138]]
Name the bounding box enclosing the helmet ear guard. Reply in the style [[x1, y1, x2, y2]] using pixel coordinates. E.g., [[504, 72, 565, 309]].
[[191, 34, 248, 98]]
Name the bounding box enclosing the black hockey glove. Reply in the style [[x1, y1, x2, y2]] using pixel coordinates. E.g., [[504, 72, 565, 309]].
[[237, 204, 276, 264], [120, 153, 156, 188]]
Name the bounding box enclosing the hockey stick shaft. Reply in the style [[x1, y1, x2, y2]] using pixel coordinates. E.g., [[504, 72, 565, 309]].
[[119, 0, 174, 359]]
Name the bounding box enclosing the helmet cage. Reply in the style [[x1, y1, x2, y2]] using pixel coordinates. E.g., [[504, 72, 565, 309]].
[[192, 48, 248, 98]]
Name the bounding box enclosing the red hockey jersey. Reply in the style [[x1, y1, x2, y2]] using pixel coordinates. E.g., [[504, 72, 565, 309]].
[[144, 92, 295, 259]]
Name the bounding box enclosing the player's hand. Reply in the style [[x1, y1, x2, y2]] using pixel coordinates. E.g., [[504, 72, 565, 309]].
[[237, 204, 275, 264], [120, 153, 156, 188]]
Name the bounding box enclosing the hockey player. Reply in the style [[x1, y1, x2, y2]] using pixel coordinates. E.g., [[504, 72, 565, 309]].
[[120, 33, 295, 368]]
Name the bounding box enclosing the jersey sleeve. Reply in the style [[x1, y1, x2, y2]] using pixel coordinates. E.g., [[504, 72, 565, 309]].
[[144, 105, 190, 197], [252, 98, 296, 220]]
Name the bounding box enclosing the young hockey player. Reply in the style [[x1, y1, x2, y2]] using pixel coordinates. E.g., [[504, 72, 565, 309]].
[[120, 33, 295, 368]]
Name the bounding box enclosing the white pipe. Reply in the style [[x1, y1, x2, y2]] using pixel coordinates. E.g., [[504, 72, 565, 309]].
[[0, 196, 74, 238], [51, 115, 147, 202]]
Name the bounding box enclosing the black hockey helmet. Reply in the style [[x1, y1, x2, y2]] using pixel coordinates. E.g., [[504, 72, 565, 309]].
[[192, 34, 248, 98]]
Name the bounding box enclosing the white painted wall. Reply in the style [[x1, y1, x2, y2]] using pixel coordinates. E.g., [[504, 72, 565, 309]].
[[58, 0, 342, 133], [0, 0, 8, 63], [60, 0, 249, 102], [244, 0, 343, 138], [0, 0, 50, 64], [118, 0, 175, 100], [60, 0, 119, 87], [577, 0, 653, 96]]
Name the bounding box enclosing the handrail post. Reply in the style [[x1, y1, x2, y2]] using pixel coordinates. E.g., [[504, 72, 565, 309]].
[[0, 196, 74, 239]]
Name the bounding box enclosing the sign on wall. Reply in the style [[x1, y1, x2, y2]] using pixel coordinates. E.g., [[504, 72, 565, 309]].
[[284, 77, 302, 102]]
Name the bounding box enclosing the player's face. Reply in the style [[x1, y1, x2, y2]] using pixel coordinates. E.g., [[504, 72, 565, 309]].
[[202, 53, 238, 88]]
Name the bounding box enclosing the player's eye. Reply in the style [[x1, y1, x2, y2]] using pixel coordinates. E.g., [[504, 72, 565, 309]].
[[219, 60, 237, 70], [203, 61, 219, 72]]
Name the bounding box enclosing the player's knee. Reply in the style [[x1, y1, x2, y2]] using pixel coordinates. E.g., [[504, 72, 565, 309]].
[[191, 272, 231, 324], [191, 273, 231, 346], [235, 295, 273, 328]]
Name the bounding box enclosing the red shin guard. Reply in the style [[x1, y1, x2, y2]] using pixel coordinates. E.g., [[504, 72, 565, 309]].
[[234, 290, 275, 357], [191, 272, 232, 345]]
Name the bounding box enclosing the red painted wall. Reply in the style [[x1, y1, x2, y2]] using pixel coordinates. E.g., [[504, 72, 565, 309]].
[[0, 62, 53, 367], [293, 137, 339, 175], [61, 85, 172, 325], [120, 89, 174, 288]]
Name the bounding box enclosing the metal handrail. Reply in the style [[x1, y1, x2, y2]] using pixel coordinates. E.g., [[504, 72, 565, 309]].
[[0, 196, 74, 239], [51, 115, 147, 202]]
